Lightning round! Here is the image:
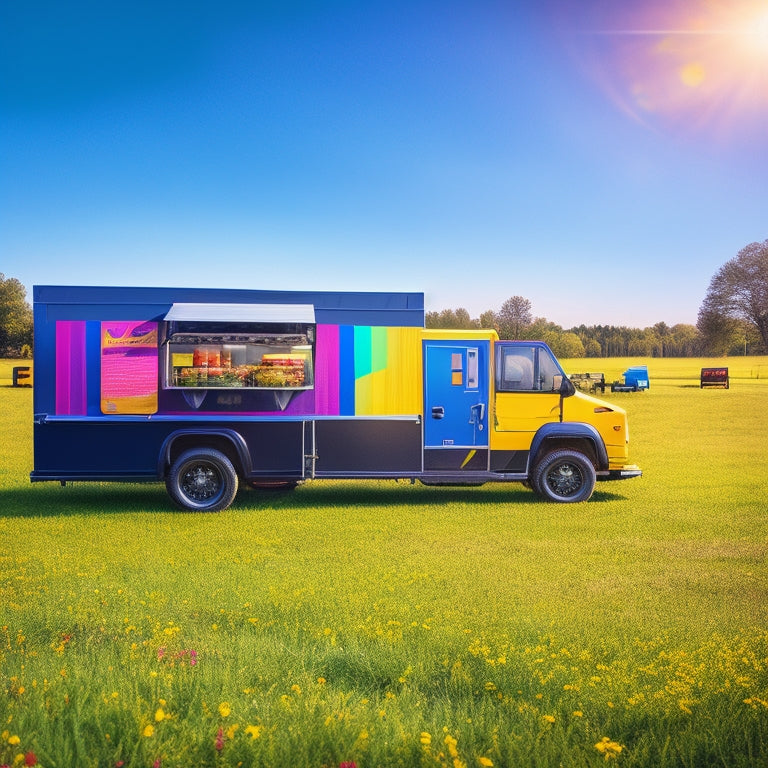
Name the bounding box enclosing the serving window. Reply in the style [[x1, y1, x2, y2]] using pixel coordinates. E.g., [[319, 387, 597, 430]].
[[161, 303, 316, 393], [164, 329, 314, 390]]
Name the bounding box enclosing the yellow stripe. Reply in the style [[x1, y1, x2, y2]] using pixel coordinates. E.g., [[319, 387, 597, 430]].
[[460, 450, 477, 469]]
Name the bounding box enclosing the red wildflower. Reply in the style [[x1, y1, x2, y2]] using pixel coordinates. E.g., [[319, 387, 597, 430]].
[[215, 727, 225, 752], [172, 648, 199, 666], [24, 754, 37, 767], [153, 759, 162, 768], [340, 763, 357, 768]]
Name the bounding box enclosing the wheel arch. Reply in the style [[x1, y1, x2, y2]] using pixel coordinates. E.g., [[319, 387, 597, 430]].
[[158, 429, 252, 479], [528, 422, 608, 473]]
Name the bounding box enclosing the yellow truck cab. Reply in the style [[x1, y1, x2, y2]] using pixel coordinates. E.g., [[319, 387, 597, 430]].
[[423, 329, 641, 502]]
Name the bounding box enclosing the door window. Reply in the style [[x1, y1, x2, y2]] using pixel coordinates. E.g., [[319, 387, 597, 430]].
[[495, 345, 564, 392]]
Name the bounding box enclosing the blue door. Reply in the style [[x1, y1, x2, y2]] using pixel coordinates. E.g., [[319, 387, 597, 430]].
[[424, 341, 489, 448]]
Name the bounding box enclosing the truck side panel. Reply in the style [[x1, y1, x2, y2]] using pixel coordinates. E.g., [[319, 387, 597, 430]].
[[32, 418, 307, 482], [314, 418, 422, 476]]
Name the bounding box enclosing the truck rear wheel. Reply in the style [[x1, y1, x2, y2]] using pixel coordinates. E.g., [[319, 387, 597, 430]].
[[167, 448, 238, 512], [533, 449, 596, 503]]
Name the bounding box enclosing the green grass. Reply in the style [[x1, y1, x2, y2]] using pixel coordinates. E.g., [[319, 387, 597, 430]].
[[1, 357, 767, 767]]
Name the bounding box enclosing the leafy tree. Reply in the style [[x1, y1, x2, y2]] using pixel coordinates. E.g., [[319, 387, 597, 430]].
[[628, 330, 661, 357], [0, 274, 33, 356], [425, 308, 477, 329], [696, 309, 743, 356], [698, 240, 768, 352], [544, 331, 585, 358], [667, 324, 702, 357], [526, 317, 562, 340], [496, 296, 532, 340], [584, 338, 602, 358], [478, 310, 497, 331]]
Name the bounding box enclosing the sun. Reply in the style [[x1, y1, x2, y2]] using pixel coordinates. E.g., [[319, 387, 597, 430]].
[[573, 0, 768, 136], [744, 8, 768, 54]]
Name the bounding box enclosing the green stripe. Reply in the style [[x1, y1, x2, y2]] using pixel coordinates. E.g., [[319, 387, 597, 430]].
[[371, 326, 388, 374], [354, 326, 372, 379]]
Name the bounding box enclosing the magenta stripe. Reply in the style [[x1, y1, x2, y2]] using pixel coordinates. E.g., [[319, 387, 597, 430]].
[[314, 324, 340, 415], [55, 321, 87, 415]]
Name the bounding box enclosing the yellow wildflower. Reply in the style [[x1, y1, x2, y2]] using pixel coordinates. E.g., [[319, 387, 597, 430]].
[[291, 684, 302, 695], [143, 724, 155, 738], [218, 702, 231, 718], [8, 735, 20, 746], [245, 724, 263, 739], [478, 759, 494, 767], [420, 731, 432, 746], [595, 736, 623, 760], [542, 714, 555, 724], [154, 708, 166, 722]]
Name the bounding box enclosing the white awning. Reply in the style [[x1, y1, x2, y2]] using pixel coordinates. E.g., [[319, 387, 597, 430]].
[[164, 303, 315, 324]]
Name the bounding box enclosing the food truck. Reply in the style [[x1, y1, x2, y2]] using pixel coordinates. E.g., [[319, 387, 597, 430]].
[[31, 285, 641, 511]]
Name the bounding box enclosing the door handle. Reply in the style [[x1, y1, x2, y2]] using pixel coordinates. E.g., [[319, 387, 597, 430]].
[[469, 403, 485, 423], [431, 406, 445, 419]]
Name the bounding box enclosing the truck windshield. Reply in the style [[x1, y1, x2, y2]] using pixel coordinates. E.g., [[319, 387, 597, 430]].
[[495, 345, 564, 393]]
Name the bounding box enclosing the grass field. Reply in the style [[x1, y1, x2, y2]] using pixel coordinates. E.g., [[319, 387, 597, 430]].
[[1, 357, 767, 767]]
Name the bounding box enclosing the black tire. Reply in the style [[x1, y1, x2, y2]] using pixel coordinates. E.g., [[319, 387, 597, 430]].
[[166, 448, 238, 512], [533, 449, 596, 503]]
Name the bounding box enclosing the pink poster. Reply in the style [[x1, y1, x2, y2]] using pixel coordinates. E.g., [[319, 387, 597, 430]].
[[101, 321, 159, 415]]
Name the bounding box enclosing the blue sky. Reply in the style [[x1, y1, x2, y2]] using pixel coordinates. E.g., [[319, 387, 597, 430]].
[[2, 0, 767, 328]]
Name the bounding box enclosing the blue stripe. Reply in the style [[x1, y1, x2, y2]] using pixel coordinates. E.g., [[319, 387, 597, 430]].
[[86, 321, 102, 416], [339, 325, 355, 415]]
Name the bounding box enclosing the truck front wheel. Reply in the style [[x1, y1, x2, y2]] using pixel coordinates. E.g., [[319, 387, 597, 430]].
[[167, 448, 238, 512], [533, 449, 596, 503]]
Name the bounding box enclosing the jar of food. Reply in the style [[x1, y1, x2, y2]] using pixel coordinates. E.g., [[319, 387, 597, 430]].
[[193, 347, 207, 368]]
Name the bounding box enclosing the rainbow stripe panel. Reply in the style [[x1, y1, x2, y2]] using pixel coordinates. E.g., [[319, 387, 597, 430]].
[[315, 324, 423, 416], [53, 321, 425, 418]]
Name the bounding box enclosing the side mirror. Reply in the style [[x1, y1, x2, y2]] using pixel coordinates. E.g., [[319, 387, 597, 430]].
[[559, 376, 576, 397]]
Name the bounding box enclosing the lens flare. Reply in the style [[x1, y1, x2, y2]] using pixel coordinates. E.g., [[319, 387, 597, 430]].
[[562, 0, 768, 137]]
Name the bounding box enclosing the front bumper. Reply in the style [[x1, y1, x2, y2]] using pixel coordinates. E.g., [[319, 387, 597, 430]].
[[596, 465, 642, 481]]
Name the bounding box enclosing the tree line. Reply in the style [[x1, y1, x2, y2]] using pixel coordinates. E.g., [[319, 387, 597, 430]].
[[427, 240, 768, 358], [426, 302, 709, 358], [1, 240, 765, 358]]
